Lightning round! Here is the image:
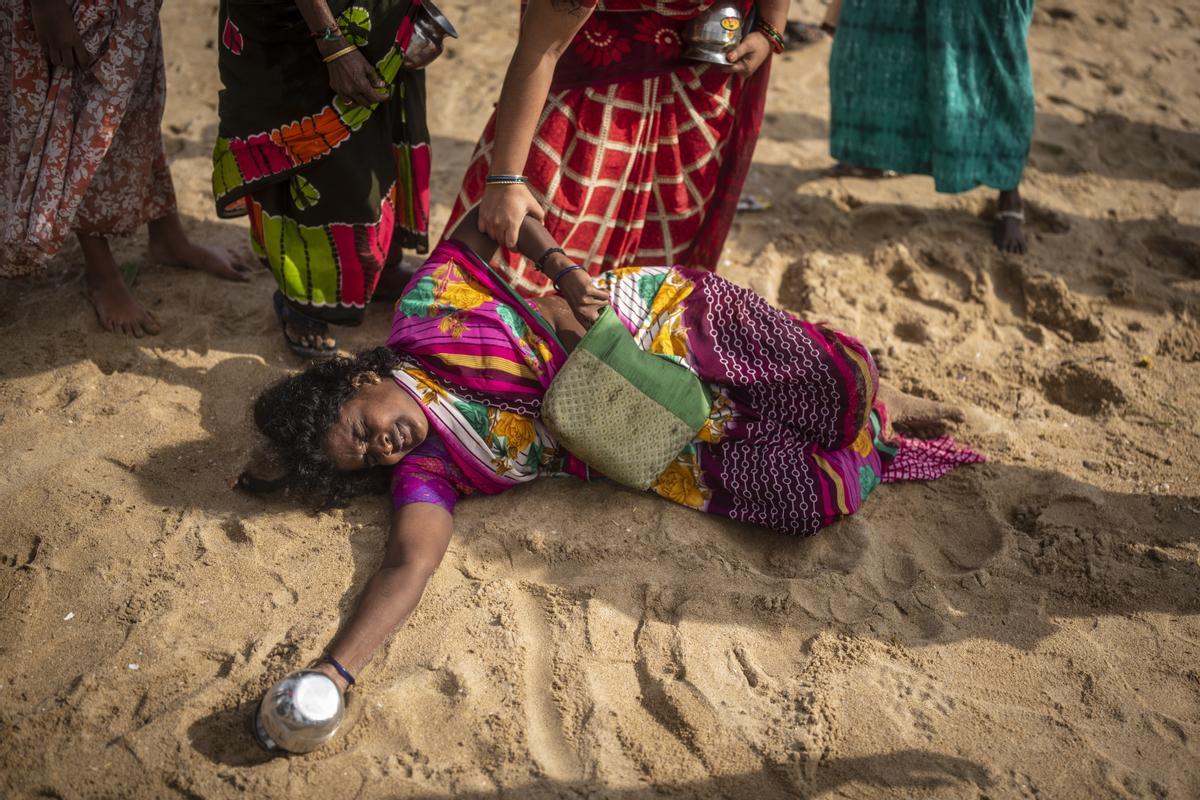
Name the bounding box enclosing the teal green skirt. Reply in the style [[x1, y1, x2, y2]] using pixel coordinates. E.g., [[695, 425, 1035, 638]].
[[829, 0, 1034, 194]]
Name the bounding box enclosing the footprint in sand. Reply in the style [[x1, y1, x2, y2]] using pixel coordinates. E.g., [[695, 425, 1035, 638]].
[[1040, 362, 1128, 416]]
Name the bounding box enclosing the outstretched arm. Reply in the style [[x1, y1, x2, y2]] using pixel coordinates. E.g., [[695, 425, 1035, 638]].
[[313, 502, 454, 690]]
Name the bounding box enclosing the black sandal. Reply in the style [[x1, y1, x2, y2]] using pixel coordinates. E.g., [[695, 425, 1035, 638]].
[[272, 291, 337, 360]]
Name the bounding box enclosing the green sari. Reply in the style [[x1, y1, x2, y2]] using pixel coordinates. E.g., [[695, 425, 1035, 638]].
[[829, 0, 1035, 194], [212, 0, 430, 323]]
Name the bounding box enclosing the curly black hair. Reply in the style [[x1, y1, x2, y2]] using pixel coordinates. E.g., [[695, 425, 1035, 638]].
[[239, 347, 404, 509]]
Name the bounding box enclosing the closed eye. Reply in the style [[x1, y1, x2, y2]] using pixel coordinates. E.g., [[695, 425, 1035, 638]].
[[355, 422, 373, 467]]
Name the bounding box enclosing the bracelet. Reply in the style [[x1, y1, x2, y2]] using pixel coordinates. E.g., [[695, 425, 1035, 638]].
[[310, 25, 342, 42], [552, 264, 584, 290], [535, 246, 565, 272], [485, 174, 528, 186], [322, 654, 356, 686], [322, 44, 358, 64], [756, 20, 786, 54]]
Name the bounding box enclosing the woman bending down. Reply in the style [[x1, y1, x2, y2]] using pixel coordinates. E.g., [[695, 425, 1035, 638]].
[[244, 208, 982, 715]]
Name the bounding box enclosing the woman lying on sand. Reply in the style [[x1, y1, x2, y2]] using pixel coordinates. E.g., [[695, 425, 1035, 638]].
[[243, 208, 982, 703]]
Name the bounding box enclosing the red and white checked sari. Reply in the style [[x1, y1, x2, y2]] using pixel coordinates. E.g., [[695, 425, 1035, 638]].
[[445, 0, 769, 296]]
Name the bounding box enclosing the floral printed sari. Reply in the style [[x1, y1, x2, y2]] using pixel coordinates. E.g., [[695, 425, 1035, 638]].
[[1, 0, 176, 276], [387, 241, 983, 535]]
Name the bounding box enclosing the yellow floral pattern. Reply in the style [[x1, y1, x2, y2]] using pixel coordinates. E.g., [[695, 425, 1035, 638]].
[[490, 409, 537, 459], [402, 365, 449, 405], [697, 390, 734, 444], [651, 453, 710, 510], [433, 261, 492, 338], [850, 426, 874, 458]]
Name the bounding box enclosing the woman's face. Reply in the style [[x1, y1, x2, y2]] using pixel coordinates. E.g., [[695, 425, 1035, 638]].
[[322, 373, 429, 471]]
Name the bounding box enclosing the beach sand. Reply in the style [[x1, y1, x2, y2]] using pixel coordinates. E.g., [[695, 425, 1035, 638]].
[[2, 1, 1199, 797]]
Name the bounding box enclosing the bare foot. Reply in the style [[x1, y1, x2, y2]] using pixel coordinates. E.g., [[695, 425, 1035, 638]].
[[993, 188, 1027, 254], [79, 233, 161, 337], [148, 212, 253, 282], [877, 382, 964, 439]]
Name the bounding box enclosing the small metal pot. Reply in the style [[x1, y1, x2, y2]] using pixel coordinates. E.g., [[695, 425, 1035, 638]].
[[254, 670, 345, 754], [682, 1, 745, 65], [401, 0, 459, 70]]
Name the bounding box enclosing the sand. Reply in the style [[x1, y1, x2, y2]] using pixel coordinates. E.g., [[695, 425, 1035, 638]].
[[2, 1, 1199, 797]]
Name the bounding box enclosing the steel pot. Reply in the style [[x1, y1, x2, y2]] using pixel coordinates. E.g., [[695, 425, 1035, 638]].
[[254, 670, 345, 754], [683, 1, 745, 65], [402, 0, 459, 70]]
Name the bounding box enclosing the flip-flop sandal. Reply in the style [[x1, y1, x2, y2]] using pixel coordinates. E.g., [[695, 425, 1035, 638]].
[[273, 291, 337, 360]]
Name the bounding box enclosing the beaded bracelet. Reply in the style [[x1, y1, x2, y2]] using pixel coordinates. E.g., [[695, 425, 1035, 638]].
[[310, 25, 342, 42], [535, 246, 566, 272], [322, 654, 356, 686], [485, 174, 528, 186], [552, 264, 584, 290], [756, 20, 786, 54]]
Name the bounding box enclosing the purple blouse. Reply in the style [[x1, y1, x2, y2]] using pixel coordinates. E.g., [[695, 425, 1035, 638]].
[[390, 432, 475, 513]]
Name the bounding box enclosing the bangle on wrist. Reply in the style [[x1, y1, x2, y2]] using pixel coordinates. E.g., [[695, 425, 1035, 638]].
[[485, 174, 528, 186], [322, 654, 355, 686], [755, 20, 785, 54], [552, 264, 584, 290], [322, 44, 358, 63]]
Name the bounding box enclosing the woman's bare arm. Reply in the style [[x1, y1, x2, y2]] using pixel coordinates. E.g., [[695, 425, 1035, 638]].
[[476, 0, 594, 248], [313, 502, 454, 690]]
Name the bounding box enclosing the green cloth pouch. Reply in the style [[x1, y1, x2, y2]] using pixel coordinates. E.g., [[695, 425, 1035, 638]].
[[542, 307, 713, 490]]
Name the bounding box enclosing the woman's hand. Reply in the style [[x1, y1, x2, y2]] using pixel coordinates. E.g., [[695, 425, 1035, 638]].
[[478, 183, 545, 250], [324, 47, 389, 108], [723, 31, 772, 77], [558, 269, 607, 329], [30, 0, 92, 69]]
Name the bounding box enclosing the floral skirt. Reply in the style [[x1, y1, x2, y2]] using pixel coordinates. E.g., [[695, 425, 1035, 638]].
[[1, 0, 176, 277]]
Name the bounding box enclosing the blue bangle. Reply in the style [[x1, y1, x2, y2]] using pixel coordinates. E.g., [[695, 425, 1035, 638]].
[[322, 654, 355, 686], [485, 174, 528, 184], [552, 264, 584, 289]]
